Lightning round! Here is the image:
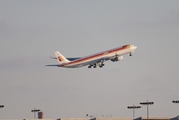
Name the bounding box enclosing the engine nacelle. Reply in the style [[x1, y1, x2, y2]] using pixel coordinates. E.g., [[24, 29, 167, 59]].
[[111, 56, 123, 62]]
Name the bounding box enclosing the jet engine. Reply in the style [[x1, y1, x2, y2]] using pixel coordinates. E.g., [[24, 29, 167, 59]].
[[111, 56, 123, 62]]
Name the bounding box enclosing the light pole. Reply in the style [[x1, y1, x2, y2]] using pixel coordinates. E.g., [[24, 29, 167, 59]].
[[140, 101, 154, 120], [127, 105, 141, 118], [31, 108, 40, 119], [172, 100, 179, 116], [86, 114, 95, 118], [0, 105, 4, 108], [172, 100, 179, 104]]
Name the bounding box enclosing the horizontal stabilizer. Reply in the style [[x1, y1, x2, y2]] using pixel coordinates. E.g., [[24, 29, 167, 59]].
[[46, 64, 59, 67]]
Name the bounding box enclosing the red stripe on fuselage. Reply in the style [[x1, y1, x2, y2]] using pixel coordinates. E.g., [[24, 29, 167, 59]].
[[64, 45, 129, 66]]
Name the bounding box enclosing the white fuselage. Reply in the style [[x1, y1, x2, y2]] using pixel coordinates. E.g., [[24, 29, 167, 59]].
[[59, 44, 137, 68]]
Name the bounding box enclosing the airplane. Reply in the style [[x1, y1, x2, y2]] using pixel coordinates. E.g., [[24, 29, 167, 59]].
[[46, 44, 137, 68]]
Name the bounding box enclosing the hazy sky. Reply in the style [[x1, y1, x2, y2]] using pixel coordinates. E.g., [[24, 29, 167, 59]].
[[0, 0, 179, 119]]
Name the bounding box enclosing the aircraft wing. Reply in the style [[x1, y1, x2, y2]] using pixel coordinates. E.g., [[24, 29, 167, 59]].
[[87, 54, 124, 68], [97, 57, 111, 62], [46, 64, 59, 67], [67, 57, 81, 61], [50, 56, 81, 61]]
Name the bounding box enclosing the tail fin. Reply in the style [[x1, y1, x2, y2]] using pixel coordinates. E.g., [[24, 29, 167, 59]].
[[55, 51, 70, 64]]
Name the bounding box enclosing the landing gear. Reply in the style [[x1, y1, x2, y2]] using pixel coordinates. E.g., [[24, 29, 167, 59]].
[[129, 52, 132, 56], [88, 65, 92, 68], [88, 61, 105, 68], [88, 64, 97, 68], [99, 64, 104, 68]]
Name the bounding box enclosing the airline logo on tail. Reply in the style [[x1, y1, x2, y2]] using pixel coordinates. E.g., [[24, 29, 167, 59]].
[[55, 51, 70, 64], [58, 56, 64, 62]]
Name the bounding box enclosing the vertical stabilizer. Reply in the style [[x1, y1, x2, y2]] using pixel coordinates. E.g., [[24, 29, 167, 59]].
[[55, 51, 70, 64]]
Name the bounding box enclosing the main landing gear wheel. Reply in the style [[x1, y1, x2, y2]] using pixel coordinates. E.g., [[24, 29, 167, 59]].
[[99, 64, 104, 68]]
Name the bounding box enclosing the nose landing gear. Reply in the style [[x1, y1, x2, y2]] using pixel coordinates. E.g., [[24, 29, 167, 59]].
[[129, 52, 132, 56]]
